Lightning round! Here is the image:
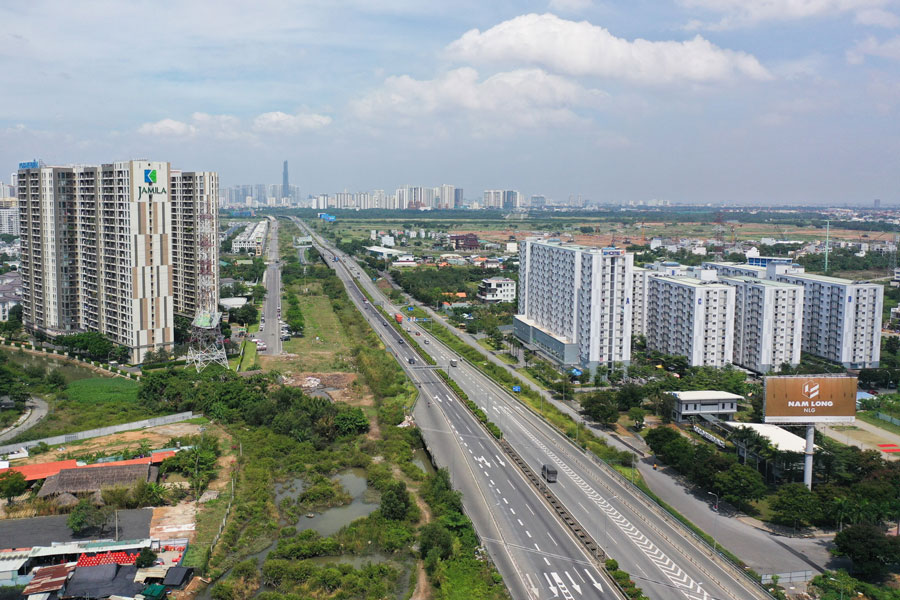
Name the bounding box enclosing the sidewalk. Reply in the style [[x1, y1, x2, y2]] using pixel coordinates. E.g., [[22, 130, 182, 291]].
[[819, 418, 900, 460]]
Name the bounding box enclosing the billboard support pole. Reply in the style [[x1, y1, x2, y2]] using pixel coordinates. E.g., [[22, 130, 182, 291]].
[[803, 424, 815, 490]]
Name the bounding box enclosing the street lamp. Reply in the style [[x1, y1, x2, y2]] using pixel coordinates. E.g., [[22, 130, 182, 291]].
[[708, 491, 720, 554], [828, 578, 844, 600]]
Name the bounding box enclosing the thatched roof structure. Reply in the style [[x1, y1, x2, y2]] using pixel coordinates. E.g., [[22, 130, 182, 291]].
[[55, 492, 79, 508], [38, 465, 158, 498]]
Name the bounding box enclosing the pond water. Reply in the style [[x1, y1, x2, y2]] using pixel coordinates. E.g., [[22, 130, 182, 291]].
[[411, 448, 436, 476], [298, 469, 380, 537], [197, 469, 386, 600], [4, 351, 103, 383]]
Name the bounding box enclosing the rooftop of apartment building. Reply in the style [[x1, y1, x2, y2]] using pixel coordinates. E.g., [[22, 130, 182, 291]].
[[526, 238, 624, 254], [719, 275, 801, 288], [776, 271, 881, 286], [651, 275, 731, 288]]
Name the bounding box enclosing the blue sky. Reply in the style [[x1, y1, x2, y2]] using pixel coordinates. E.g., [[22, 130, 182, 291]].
[[1, 0, 899, 205]]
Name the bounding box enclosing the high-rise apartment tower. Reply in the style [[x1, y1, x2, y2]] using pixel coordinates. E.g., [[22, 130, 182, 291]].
[[17, 160, 218, 363]]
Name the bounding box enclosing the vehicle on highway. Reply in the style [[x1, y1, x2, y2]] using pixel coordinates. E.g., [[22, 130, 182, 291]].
[[415, 332, 420, 336], [449, 359, 458, 367], [541, 464, 558, 483], [398, 339, 404, 345], [256, 342, 268, 351], [423, 339, 429, 344], [408, 357, 416, 364]]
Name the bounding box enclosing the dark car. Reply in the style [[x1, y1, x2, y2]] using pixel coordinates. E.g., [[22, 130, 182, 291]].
[[408, 358, 416, 365]]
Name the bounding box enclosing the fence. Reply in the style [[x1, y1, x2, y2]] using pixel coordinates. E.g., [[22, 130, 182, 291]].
[[761, 571, 815, 584], [876, 412, 900, 427], [0, 412, 195, 456]]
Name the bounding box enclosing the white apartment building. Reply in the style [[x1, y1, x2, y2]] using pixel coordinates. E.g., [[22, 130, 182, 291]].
[[0, 207, 19, 236], [632, 266, 650, 337], [477, 277, 516, 304], [702, 261, 767, 278], [721, 276, 803, 373], [483, 190, 503, 209], [646, 276, 735, 367], [773, 271, 883, 368], [171, 170, 219, 318], [515, 239, 632, 370], [18, 160, 217, 363], [231, 220, 268, 255]]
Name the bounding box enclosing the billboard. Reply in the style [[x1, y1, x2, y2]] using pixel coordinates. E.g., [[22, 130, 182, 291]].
[[764, 375, 857, 424]]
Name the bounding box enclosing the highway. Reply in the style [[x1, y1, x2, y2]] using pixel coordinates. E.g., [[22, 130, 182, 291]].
[[294, 217, 773, 600], [259, 218, 282, 356], [290, 217, 620, 600]]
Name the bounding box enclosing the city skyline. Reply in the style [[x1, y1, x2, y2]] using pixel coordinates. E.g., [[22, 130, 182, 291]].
[[1, 1, 899, 205]]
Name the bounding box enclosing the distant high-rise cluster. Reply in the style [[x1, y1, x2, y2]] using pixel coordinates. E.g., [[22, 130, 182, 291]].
[[17, 159, 218, 363], [515, 238, 883, 373]]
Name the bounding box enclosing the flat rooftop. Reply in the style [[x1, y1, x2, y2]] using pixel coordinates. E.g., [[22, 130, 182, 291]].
[[725, 422, 816, 453], [671, 390, 744, 401], [720, 276, 802, 288], [654, 276, 731, 288], [776, 272, 877, 286]]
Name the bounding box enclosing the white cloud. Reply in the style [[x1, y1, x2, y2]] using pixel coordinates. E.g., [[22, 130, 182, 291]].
[[252, 111, 333, 133], [548, 0, 593, 13], [138, 110, 331, 140], [445, 14, 771, 84], [847, 34, 900, 62], [855, 8, 900, 26], [679, 0, 895, 29], [350, 67, 607, 134], [137, 118, 197, 137]]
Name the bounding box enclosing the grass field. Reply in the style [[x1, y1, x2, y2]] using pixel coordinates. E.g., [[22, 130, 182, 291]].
[[262, 286, 354, 373], [11, 377, 149, 442], [857, 411, 900, 437]]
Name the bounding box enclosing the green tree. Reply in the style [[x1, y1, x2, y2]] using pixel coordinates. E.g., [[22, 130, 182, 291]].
[[627, 407, 646, 430], [834, 524, 900, 580], [135, 547, 158, 568], [0, 470, 27, 504], [251, 284, 268, 302], [713, 464, 767, 510], [582, 391, 619, 427], [771, 483, 820, 530], [334, 406, 369, 436], [380, 481, 411, 521], [67, 499, 108, 535], [46, 369, 67, 390], [885, 336, 900, 355], [616, 384, 644, 410]]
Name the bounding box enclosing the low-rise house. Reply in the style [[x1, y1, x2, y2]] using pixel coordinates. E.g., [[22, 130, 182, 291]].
[[669, 390, 742, 422]]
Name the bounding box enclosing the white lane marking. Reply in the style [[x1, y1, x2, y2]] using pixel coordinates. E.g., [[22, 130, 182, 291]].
[[502, 497, 508, 504], [517, 519, 524, 526], [518, 426, 705, 600], [495, 454, 507, 467], [544, 572, 557, 596], [565, 571, 582, 595], [526, 505, 535, 516], [584, 569, 604, 592], [490, 480, 495, 486], [534, 543, 540, 551], [551, 572, 574, 600], [525, 530, 532, 538], [549, 535, 559, 547], [510, 508, 516, 515]]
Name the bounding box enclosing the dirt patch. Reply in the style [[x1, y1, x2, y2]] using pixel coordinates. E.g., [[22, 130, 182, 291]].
[[15, 422, 205, 465], [410, 560, 432, 600], [150, 502, 198, 542]]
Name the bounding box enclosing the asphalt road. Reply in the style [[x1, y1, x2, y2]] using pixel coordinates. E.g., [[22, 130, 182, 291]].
[[259, 219, 282, 356], [297, 217, 772, 600], [0, 397, 48, 442], [294, 217, 619, 600], [393, 279, 842, 578]]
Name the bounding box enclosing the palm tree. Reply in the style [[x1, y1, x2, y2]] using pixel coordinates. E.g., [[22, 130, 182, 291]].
[[828, 496, 852, 532]]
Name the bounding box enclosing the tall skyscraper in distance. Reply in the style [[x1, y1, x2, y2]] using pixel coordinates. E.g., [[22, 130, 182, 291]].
[[282, 160, 289, 200]]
